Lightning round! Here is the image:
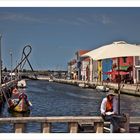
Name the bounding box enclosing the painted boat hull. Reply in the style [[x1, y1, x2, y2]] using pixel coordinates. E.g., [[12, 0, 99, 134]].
[[8, 98, 31, 113]]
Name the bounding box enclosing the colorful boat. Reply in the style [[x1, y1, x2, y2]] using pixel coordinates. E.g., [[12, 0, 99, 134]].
[[10, 110, 30, 117], [8, 93, 32, 113]]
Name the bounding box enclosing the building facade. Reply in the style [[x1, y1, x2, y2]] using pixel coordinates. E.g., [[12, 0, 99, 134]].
[[134, 56, 140, 83], [67, 59, 77, 80], [75, 50, 90, 80], [102, 59, 112, 81], [112, 57, 133, 83], [68, 41, 140, 84]]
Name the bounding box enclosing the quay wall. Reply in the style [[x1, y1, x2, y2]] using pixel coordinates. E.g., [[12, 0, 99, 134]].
[[52, 79, 140, 96]]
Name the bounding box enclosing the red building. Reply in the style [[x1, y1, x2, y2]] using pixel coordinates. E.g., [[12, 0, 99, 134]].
[[111, 57, 133, 83]]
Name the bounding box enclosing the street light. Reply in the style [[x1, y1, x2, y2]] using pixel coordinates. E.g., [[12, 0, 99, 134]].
[[0, 34, 2, 84], [10, 49, 13, 81]]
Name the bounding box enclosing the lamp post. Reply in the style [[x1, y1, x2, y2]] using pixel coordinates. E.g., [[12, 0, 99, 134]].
[[10, 49, 13, 81], [0, 34, 2, 84]]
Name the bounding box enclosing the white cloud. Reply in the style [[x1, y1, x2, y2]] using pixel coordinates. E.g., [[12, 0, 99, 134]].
[[0, 12, 112, 25], [0, 12, 48, 23], [90, 14, 112, 25], [76, 17, 91, 24], [100, 15, 112, 24]]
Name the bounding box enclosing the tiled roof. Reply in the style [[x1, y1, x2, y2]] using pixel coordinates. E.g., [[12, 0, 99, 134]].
[[77, 50, 90, 56], [82, 57, 90, 62]]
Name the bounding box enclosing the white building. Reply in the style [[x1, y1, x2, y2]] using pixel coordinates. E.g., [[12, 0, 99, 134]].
[[134, 56, 140, 83]]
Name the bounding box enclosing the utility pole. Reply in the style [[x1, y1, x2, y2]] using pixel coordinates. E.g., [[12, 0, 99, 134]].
[[0, 34, 2, 84], [10, 49, 13, 81]]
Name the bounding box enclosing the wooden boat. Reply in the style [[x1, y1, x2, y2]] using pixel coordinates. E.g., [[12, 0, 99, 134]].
[[8, 93, 32, 113], [96, 85, 109, 92], [10, 110, 30, 117]]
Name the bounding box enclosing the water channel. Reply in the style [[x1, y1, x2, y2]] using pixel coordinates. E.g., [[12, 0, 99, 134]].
[[0, 80, 140, 132]]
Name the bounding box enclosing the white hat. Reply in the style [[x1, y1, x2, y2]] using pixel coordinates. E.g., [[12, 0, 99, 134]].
[[107, 90, 116, 96]]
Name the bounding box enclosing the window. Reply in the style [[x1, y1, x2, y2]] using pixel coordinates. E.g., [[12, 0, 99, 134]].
[[138, 70, 140, 81], [123, 57, 127, 63]]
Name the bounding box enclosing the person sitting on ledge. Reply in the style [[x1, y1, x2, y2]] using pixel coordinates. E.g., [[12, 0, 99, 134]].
[[100, 90, 120, 133]]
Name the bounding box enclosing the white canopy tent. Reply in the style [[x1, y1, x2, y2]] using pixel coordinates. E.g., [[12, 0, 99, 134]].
[[83, 41, 140, 60], [82, 41, 140, 114]]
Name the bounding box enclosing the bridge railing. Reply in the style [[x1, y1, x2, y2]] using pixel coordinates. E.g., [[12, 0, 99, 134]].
[[0, 116, 103, 133], [0, 116, 140, 133]]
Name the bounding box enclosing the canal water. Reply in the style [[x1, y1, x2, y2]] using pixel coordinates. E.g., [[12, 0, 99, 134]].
[[1, 80, 140, 133]]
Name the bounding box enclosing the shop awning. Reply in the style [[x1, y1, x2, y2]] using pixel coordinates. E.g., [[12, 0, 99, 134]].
[[114, 66, 129, 71], [104, 70, 129, 75]]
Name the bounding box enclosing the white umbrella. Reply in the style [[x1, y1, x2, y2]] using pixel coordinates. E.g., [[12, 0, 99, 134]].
[[83, 41, 140, 114], [83, 41, 140, 60]]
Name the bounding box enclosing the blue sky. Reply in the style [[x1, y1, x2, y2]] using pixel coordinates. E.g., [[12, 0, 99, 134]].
[[1, 7, 140, 70]]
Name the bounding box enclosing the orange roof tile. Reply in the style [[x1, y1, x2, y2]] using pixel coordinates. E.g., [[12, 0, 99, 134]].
[[83, 57, 90, 61], [76, 50, 91, 56]]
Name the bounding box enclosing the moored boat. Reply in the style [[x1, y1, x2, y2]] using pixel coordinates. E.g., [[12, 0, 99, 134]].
[[8, 93, 32, 113], [49, 79, 53, 82], [78, 83, 89, 88], [96, 85, 109, 92], [17, 79, 26, 88]]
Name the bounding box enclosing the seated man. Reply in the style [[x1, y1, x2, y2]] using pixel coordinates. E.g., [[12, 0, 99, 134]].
[[100, 91, 120, 133]]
